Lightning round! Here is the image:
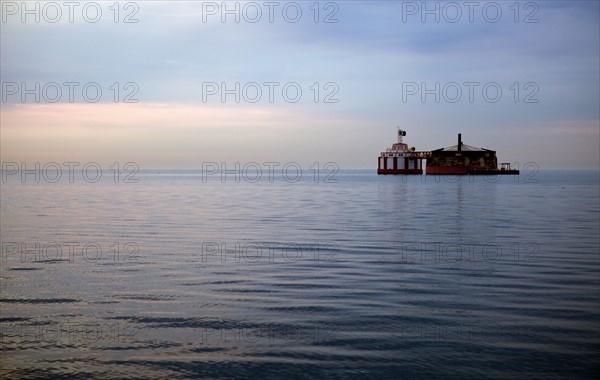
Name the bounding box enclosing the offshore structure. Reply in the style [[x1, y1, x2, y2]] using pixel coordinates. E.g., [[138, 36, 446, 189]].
[[376, 129, 425, 174], [377, 129, 519, 175]]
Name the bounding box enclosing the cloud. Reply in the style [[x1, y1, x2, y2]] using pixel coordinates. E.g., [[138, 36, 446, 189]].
[[1, 1, 598, 168], [0, 102, 362, 167]]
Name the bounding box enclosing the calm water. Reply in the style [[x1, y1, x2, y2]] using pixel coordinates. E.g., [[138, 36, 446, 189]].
[[1, 170, 599, 379]]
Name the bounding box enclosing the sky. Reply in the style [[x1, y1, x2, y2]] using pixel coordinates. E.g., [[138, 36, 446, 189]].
[[1, 0, 599, 169]]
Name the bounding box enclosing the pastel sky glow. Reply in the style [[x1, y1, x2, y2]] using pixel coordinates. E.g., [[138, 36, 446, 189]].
[[1, 1, 599, 169]]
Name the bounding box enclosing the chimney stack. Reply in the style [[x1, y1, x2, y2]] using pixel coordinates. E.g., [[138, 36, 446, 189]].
[[458, 133, 462, 152]]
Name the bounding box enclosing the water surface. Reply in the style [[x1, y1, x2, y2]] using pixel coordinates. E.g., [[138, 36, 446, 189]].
[[1, 170, 599, 379]]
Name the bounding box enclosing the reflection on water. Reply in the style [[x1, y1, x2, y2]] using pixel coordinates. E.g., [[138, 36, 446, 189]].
[[1, 170, 599, 379]]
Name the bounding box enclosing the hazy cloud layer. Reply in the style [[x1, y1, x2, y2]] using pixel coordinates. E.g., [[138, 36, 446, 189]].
[[2, 1, 599, 169]]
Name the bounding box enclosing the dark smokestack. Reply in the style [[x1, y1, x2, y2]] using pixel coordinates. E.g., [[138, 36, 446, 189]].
[[458, 133, 462, 152]]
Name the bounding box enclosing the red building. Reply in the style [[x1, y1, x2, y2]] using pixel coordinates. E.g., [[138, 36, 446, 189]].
[[377, 129, 424, 175]]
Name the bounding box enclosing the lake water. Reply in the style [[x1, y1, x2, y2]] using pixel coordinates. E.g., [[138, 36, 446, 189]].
[[1, 169, 599, 379]]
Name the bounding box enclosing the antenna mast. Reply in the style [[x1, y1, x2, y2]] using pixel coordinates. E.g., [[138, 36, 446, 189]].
[[397, 127, 406, 143]]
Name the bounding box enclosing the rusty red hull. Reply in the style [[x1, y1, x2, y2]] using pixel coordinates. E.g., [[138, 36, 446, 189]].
[[377, 169, 423, 175], [426, 167, 519, 175]]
